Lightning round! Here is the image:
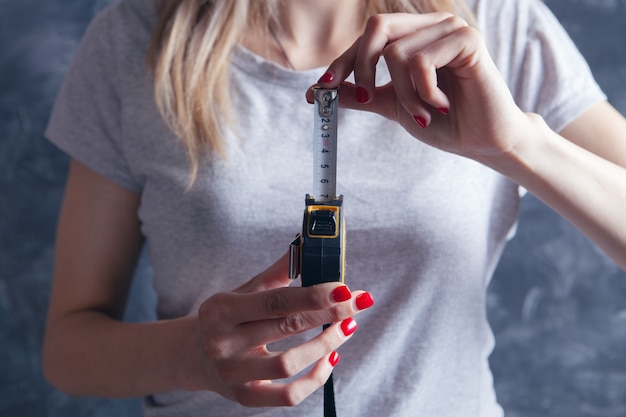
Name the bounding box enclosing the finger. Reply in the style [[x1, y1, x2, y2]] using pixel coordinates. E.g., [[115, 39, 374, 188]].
[[305, 81, 385, 109], [351, 13, 455, 102], [408, 25, 486, 121], [318, 13, 453, 87], [228, 281, 355, 325], [218, 318, 356, 385], [235, 289, 373, 347], [316, 13, 456, 106], [232, 351, 339, 407], [317, 37, 360, 88], [234, 252, 291, 294], [383, 15, 469, 118]]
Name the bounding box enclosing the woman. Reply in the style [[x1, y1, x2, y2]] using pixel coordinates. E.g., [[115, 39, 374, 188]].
[[42, 0, 626, 416]]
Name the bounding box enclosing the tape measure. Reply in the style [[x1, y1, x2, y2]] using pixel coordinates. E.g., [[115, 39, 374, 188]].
[[289, 87, 345, 287], [288, 87, 344, 417], [289, 86, 344, 417]]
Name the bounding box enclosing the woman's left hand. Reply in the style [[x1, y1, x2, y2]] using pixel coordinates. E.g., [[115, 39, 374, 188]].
[[311, 12, 533, 165]]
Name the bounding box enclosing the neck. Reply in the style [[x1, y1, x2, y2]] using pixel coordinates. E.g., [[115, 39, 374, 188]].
[[244, 1, 367, 70]]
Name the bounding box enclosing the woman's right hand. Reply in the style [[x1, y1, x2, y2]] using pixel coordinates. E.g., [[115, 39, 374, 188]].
[[185, 253, 374, 407]]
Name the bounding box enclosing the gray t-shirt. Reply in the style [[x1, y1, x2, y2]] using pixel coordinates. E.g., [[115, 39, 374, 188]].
[[46, 0, 605, 416]]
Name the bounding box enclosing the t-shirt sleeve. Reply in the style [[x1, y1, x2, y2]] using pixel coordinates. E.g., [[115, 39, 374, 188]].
[[482, 0, 607, 133], [45, 5, 142, 192]]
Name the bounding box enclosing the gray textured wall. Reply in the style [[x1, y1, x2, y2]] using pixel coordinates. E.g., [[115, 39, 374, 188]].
[[1, 1, 625, 416]]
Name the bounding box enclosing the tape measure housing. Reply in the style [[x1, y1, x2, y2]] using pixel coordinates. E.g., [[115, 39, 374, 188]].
[[290, 195, 345, 286]]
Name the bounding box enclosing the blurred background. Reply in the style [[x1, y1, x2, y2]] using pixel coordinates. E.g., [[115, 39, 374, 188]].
[[1, 0, 625, 416]]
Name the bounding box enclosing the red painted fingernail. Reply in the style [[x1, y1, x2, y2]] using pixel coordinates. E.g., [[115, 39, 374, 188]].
[[437, 107, 449, 115], [355, 292, 374, 310], [341, 318, 358, 336], [318, 72, 333, 83], [329, 351, 340, 367], [413, 115, 427, 128], [356, 86, 369, 103], [331, 285, 352, 303]]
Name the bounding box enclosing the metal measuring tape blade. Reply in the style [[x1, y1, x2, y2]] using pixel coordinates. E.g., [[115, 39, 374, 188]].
[[312, 88, 338, 202], [289, 87, 345, 287]]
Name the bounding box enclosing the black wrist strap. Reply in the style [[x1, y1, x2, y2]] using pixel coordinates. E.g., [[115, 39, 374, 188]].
[[322, 323, 337, 417], [324, 372, 337, 417]]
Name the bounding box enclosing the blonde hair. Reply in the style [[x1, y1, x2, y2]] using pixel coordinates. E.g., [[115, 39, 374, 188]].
[[149, 0, 475, 184]]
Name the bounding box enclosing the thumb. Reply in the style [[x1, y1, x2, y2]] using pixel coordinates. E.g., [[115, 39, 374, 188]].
[[306, 82, 399, 121], [234, 252, 293, 294]]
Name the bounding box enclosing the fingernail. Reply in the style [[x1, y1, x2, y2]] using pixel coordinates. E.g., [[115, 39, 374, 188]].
[[340, 318, 358, 336], [331, 285, 352, 303], [329, 351, 340, 367], [355, 292, 374, 310], [437, 107, 449, 115], [413, 115, 427, 128], [318, 72, 333, 83], [356, 86, 369, 103]]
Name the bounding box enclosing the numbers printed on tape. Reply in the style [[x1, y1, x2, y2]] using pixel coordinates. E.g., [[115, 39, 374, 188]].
[[313, 88, 338, 202]]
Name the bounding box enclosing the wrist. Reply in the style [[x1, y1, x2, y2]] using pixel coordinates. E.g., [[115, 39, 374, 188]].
[[170, 315, 213, 392], [472, 112, 549, 183]]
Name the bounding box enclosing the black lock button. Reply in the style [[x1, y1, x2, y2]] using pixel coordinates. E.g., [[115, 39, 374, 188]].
[[309, 209, 336, 236]]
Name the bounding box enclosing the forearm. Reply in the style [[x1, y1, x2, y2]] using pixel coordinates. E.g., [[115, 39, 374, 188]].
[[43, 311, 206, 398], [483, 113, 626, 270]]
